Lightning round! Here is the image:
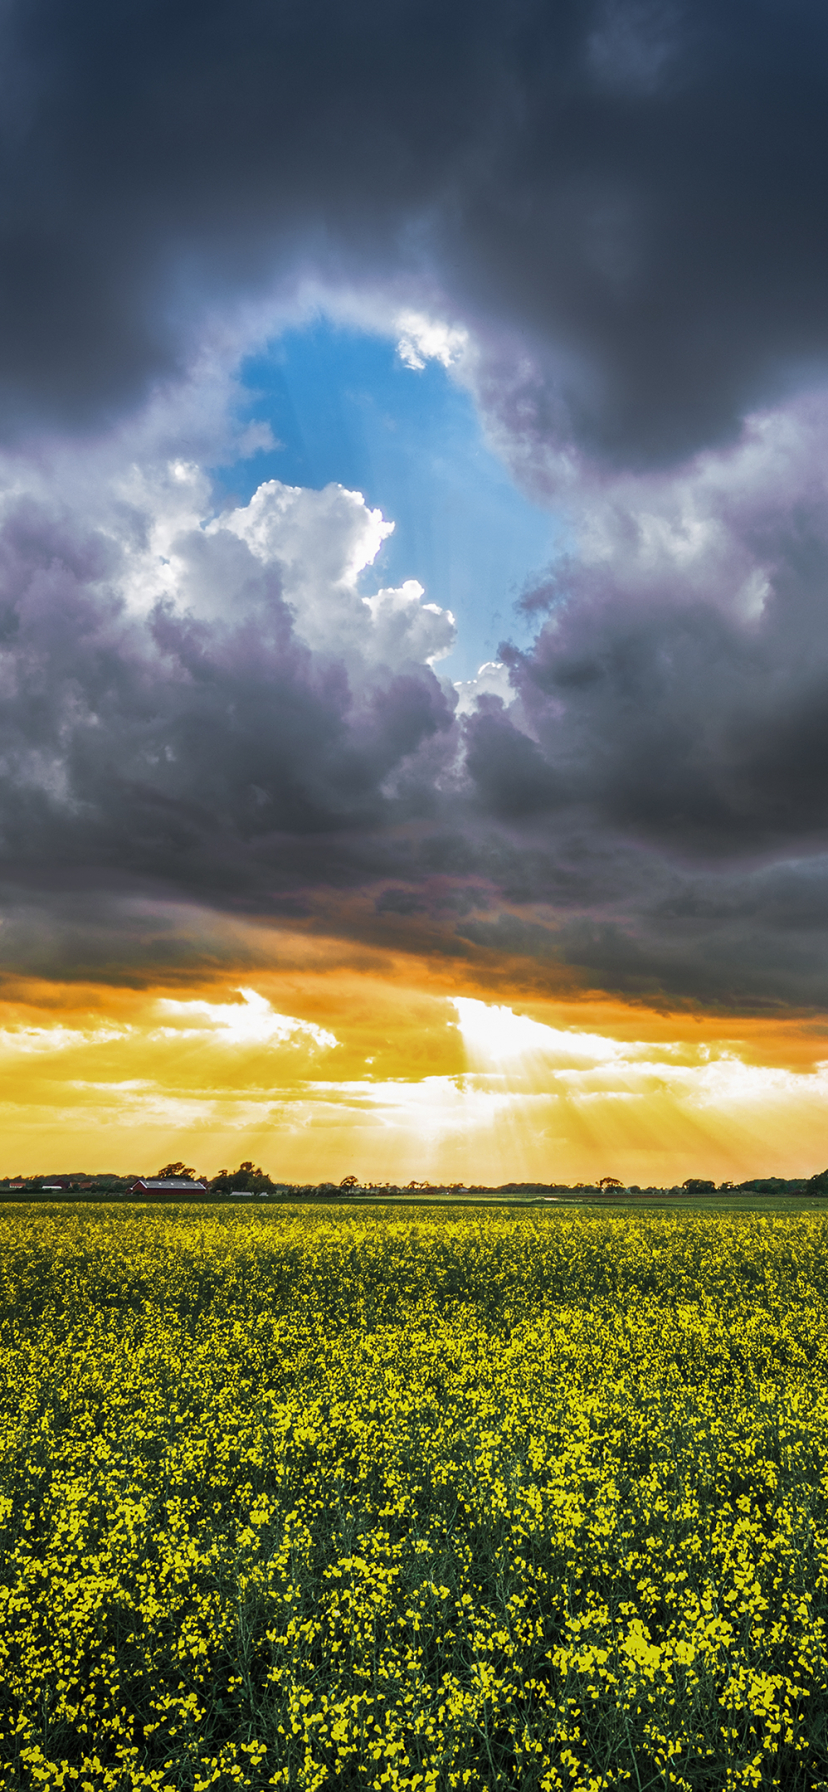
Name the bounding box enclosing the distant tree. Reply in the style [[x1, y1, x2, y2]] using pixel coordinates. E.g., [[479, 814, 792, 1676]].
[[683, 1178, 716, 1193], [156, 1162, 195, 1180], [339, 1174, 359, 1189], [598, 1176, 623, 1189], [210, 1160, 273, 1193]]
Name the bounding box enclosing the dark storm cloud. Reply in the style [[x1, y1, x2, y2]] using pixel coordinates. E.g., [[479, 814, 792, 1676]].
[[1, 0, 828, 460], [444, 437, 828, 1005], [5, 0, 828, 1015], [496, 507, 828, 863], [0, 478, 819, 1015], [0, 495, 454, 907], [457, 865, 828, 1011]]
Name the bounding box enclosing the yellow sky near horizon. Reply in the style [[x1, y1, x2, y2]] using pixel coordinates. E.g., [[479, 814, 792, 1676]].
[[0, 941, 827, 1184]]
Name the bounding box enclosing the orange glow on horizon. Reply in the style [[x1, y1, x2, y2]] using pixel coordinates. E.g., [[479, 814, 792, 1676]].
[[0, 937, 826, 1186]]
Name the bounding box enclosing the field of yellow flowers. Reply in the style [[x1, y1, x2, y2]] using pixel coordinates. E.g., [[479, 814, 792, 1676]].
[[2, 1204, 828, 1792]]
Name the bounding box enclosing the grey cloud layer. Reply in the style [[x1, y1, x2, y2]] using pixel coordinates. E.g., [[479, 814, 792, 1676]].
[[3, 0, 828, 1011], [0, 495, 452, 880], [2, 0, 828, 461], [1, 442, 828, 1010]]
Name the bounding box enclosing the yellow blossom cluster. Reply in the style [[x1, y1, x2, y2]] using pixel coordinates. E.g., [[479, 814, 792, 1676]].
[[1, 1204, 828, 1791]]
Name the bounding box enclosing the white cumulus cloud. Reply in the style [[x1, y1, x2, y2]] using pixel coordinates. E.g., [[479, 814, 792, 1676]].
[[453, 661, 517, 716], [395, 311, 470, 372]]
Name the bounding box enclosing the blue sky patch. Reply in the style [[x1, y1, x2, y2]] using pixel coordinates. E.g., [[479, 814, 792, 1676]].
[[213, 320, 558, 680]]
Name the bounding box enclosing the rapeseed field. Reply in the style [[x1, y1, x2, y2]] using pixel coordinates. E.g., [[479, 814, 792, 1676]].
[[1, 1206, 828, 1792]]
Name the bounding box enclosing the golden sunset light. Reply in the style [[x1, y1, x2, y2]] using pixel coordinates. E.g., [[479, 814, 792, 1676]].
[[1, 958, 825, 1184]]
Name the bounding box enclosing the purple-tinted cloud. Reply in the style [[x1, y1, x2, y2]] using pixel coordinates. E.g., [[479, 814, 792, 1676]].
[[1, 1, 828, 1013], [0, 414, 826, 1013]]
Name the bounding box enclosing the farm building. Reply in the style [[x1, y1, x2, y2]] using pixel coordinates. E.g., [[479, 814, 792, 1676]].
[[129, 1178, 208, 1197]]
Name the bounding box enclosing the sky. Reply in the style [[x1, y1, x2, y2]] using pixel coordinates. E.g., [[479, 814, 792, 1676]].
[[218, 322, 559, 680], [1, 0, 828, 1182]]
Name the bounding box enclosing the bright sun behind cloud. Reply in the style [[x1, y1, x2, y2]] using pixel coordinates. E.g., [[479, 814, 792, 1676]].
[[449, 997, 626, 1069], [155, 988, 338, 1052]]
